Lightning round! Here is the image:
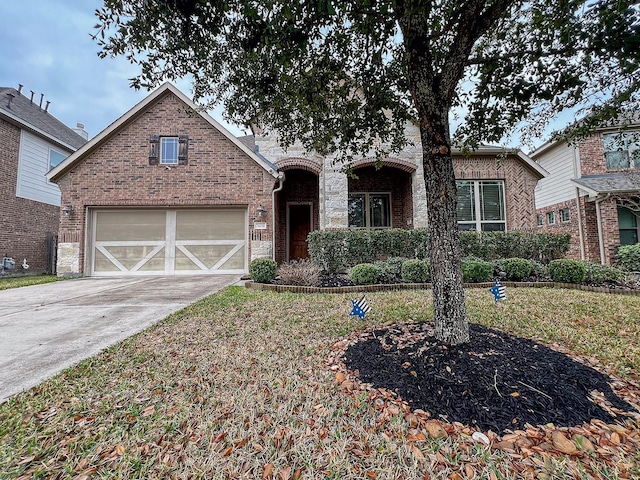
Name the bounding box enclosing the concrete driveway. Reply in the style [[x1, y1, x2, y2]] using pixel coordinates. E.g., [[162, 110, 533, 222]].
[[0, 275, 240, 403]]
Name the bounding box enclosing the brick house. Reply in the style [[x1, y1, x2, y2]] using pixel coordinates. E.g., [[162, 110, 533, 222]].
[[1, 85, 87, 274], [532, 124, 640, 264], [48, 83, 546, 276], [254, 133, 547, 264]]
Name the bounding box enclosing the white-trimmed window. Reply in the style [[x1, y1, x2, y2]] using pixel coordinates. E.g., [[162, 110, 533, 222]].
[[456, 180, 506, 232], [49, 148, 67, 169], [618, 207, 640, 245], [604, 132, 640, 170], [348, 192, 391, 229], [537, 214, 543, 226], [160, 137, 179, 164], [560, 207, 570, 223], [547, 211, 555, 225]]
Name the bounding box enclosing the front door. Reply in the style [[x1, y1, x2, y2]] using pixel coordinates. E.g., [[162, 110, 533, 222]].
[[288, 203, 312, 260]]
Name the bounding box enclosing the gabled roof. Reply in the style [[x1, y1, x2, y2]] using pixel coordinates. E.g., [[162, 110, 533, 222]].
[[571, 173, 640, 197], [47, 83, 280, 182], [0, 86, 86, 151], [453, 145, 548, 179]]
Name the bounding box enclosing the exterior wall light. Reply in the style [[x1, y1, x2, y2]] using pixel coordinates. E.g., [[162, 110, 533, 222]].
[[256, 204, 267, 220], [62, 205, 72, 219]]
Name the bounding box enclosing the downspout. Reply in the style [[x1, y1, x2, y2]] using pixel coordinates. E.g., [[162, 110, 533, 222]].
[[595, 193, 611, 264], [572, 146, 586, 260], [272, 172, 286, 261], [575, 188, 586, 260]]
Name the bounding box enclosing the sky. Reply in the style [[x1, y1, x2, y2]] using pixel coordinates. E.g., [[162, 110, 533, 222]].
[[0, 1, 571, 151], [0, 0, 247, 139]]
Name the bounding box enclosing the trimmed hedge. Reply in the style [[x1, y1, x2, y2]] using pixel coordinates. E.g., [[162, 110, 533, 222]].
[[308, 229, 570, 273], [249, 258, 277, 283], [350, 263, 380, 285], [501, 258, 533, 281], [548, 259, 586, 284], [462, 257, 494, 283], [401, 259, 430, 283], [617, 243, 640, 272]]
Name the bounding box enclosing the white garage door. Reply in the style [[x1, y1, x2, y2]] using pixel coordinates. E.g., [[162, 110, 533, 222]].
[[90, 209, 246, 276]]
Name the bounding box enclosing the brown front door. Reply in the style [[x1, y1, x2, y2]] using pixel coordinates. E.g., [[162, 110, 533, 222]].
[[288, 204, 312, 260]]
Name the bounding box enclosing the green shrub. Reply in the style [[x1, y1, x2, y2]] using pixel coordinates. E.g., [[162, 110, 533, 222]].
[[548, 259, 586, 283], [582, 261, 625, 283], [462, 257, 494, 283], [530, 260, 548, 279], [501, 258, 532, 281], [249, 258, 277, 283], [401, 259, 430, 283], [617, 243, 640, 271], [350, 263, 380, 285], [374, 256, 406, 283]]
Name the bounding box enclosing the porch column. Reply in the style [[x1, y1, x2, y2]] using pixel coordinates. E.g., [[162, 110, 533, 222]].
[[319, 158, 348, 229], [412, 160, 429, 228]]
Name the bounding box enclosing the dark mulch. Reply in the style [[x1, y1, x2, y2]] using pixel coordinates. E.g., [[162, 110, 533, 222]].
[[344, 322, 638, 433], [317, 274, 355, 288]]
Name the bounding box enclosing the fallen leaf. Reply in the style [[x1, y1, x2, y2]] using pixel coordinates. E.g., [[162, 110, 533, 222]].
[[411, 444, 426, 462], [278, 466, 291, 479], [292, 469, 303, 480], [222, 446, 233, 457], [551, 432, 578, 455], [336, 372, 346, 384], [472, 431, 490, 446], [142, 405, 155, 416], [424, 421, 448, 439], [263, 463, 274, 479], [115, 445, 125, 456]]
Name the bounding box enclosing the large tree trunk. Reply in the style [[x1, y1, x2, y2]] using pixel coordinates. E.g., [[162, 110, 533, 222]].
[[421, 117, 469, 345]]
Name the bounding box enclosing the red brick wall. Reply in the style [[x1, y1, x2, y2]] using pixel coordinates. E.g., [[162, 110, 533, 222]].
[[55, 91, 276, 274], [536, 195, 622, 264], [274, 168, 320, 263], [348, 165, 413, 229], [453, 155, 540, 230], [578, 134, 607, 174], [0, 118, 59, 273]]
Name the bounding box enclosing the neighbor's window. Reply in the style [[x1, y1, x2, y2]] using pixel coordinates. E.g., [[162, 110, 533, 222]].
[[604, 132, 640, 170], [537, 214, 543, 226], [49, 148, 67, 169], [456, 180, 506, 232], [547, 211, 555, 225], [618, 207, 639, 245], [160, 137, 179, 164], [560, 207, 570, 223], [348, 193, 391, 229]]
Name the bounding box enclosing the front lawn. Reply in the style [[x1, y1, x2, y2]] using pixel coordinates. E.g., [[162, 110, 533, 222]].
[[0, 275, 64, 291], [1, 287, 639, 479]]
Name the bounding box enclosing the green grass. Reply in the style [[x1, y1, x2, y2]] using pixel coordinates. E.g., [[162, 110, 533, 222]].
[[0, 287, 638, 479], [0, 275, 64, 291]]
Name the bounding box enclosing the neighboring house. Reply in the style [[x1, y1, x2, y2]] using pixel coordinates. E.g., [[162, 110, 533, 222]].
[[0, 86, 87, 273], [48, 83, 546, 276], [532, 124, 640, 264]]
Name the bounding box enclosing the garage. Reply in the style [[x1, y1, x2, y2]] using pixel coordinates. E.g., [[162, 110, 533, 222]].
[[89, 209, 247, 276]]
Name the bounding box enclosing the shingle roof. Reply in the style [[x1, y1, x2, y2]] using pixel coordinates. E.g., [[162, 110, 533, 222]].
[[572, 173, 640, 195], [0, 87, 86, 150]]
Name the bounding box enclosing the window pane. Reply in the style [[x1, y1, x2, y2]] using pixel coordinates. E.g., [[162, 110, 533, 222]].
[[370, 194, 391, 228], [456, 181, 475, 222], [481, 223, 505, 232], [618, 207, 637, 228], [49, 149, 67, 169], [458, 223, 477, 231], [620, 229, 639, 245], [348, 194, 365, 228], [161, 137, 179, 164], [480, 182, 504, 221]]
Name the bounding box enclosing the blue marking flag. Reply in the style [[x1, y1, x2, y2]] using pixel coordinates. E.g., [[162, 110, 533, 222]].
[[350, 295, 371, 320], [489, 279, 506, 303]]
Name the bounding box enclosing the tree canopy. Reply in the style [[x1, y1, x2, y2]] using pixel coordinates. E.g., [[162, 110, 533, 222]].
[[94, 0, 640, 345]]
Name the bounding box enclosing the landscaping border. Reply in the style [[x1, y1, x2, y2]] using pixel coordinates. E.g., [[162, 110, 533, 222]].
[[245, 281, 640, 295]]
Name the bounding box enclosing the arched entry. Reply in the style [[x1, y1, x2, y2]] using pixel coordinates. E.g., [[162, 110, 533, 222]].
[[274, 163, 320, 263]]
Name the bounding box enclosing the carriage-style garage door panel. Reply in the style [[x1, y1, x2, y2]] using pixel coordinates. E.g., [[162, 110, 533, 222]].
[[92, 209, 246, 276]]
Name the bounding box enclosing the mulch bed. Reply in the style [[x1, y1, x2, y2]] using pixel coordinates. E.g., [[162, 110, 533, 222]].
[[341, 322, 638, 433], [327, 322, 640, 471]]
